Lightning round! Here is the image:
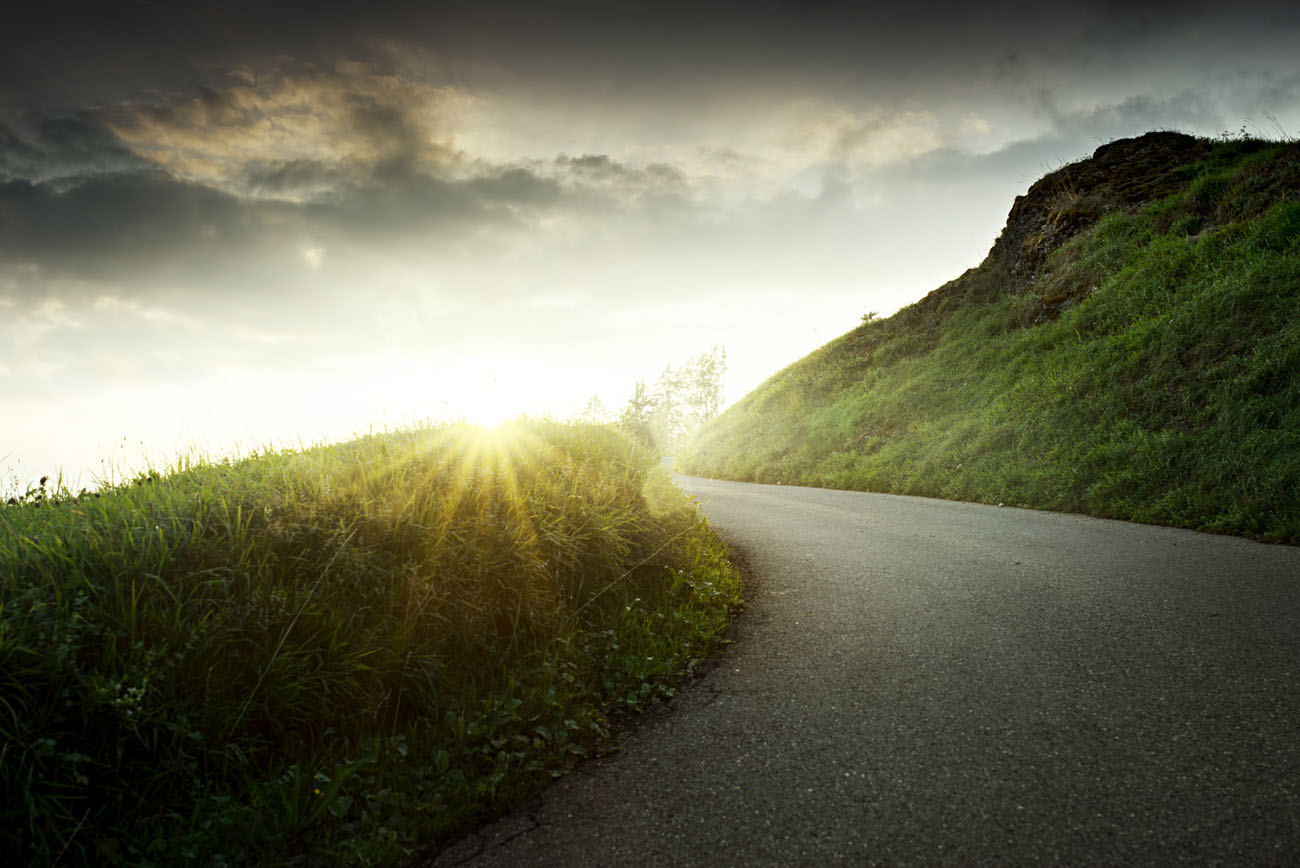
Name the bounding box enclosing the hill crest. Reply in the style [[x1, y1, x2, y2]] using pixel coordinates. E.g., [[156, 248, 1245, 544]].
[[680, 131, 1300, 542]]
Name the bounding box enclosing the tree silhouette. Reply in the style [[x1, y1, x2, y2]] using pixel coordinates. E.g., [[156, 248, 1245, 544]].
[[620, 347, 726, 452]]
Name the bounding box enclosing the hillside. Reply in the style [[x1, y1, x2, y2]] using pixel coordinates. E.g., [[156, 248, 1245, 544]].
[[2, 421, 740, 866], [678, 132, 1300, 543]]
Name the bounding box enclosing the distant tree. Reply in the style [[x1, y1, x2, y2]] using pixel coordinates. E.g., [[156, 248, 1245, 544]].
[[618, 379, 656, 448], [580, 393, 614, 424], [650, 364, 686, 449], [617, 347, 726, 454], [681, 345, 726, 428]]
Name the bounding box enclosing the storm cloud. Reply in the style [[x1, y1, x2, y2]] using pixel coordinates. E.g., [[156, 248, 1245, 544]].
[[0, 67, 711, 305], [3, 0, 1300, 488]]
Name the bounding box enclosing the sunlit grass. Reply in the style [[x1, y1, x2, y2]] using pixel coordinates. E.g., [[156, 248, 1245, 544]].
[[1, 418, 741, 866]]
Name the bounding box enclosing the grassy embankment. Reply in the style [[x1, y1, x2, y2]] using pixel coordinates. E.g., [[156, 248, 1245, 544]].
[[680, 135, 1300, 542], [1, 420, 741, 865]]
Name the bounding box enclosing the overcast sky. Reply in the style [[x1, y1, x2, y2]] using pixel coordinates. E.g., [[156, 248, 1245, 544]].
[[3, 0, 1299, 490]]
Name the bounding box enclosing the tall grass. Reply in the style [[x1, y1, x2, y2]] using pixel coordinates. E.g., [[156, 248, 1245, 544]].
[[1, 419, 741, 865], [679, 136, 1300, 542]]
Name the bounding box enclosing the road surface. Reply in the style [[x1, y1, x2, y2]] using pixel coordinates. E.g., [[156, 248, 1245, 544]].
[[432, 478, 1300, 866]]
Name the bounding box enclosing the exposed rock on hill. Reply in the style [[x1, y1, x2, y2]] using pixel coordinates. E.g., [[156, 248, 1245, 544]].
[[992, 132, 1210, 288], [913, 132, 1214, 322]]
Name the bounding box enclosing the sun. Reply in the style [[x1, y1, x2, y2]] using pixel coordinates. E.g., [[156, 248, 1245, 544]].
[[447, 394, 518, 428], [299, 354, 575, 432], [417, 355, 577, 427], [426, 379, 537, 428]]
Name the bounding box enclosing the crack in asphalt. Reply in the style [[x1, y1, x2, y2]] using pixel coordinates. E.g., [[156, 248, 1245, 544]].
[[434, 801, 544, 866]]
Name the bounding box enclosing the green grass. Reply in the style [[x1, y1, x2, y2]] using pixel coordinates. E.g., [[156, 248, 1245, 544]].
[[1, 419, 741, 866], [679, 135, 1300, 543]]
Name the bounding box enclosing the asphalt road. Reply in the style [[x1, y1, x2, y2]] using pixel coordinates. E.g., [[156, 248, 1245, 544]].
[[432, 477, 1300, 866]]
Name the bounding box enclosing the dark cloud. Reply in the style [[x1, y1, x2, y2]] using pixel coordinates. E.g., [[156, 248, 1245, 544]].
[[0, 165, 486, 294], [0, 170, 257, 282], [556, 155, 687, 189], [3, 1, 1294, 111], [548, 155, 693, 216], [0, 107, 146, 181], [469, 167, 563, 208], [311, 173, 499, 241], [345, 99, 433, 169], [239, 158, 351, 200], [0, 77, 717, 302], [1035, 89, 1228, 144], [558, 154, 630, 180]]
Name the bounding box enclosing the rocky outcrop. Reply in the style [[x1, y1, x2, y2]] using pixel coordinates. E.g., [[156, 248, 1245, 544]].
[[988, 132, 1210, 292], [896, 132, 1214, 326]]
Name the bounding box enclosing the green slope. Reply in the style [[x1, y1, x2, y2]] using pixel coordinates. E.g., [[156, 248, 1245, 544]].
[[679, 132, 1300, 543], [2, 420, 740, 865]]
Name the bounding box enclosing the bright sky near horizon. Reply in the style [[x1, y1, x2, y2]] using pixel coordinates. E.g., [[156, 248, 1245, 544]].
[[3, 0, 1300, 491]]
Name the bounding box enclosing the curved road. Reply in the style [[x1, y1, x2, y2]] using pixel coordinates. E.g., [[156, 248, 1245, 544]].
[[433, 478, 1300, 866]]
